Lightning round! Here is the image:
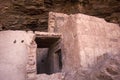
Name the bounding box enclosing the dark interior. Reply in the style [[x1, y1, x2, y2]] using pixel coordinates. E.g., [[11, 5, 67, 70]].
[[35, 36, 62, 74], [35, 37, 60, 48]]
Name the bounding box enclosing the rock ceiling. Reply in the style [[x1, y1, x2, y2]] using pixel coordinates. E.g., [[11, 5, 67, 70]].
[[0, 0, 120, 31]]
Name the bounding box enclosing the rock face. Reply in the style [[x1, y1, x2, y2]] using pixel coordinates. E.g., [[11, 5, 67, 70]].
[[88, 53, 120, 80], [0, 0, 120, 31]]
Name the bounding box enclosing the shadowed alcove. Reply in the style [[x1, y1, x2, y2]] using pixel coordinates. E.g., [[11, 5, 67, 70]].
[[35, 34, 62, 74]]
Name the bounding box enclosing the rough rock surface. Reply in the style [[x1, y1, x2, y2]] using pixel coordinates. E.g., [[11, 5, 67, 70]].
[[0, 0, 120, 31], [37, 73, 65, 80], [88, 53, 120, 80]]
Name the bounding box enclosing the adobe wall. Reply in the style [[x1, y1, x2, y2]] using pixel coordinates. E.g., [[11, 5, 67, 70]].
[[0, 31, 36, 80], [48, 12, 120, 80], [0, 31, 63, 80], [49, 12, 81, 74], [75, 14, 120, 68]]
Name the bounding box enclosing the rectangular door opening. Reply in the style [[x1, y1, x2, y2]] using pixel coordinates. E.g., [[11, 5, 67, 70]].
[[35, 35, 62, 75]]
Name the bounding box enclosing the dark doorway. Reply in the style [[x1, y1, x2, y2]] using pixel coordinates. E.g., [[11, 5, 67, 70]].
[[36, 48, 49, 74], [35, 35, 62, 74]]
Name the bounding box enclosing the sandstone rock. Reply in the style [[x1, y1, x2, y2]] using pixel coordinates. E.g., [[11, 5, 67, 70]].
[[0, 0, 120, 31]]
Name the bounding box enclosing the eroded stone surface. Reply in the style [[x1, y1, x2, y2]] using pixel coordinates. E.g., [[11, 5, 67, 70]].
[[37, 73, 65, 80], [0, 0, 120, 31]]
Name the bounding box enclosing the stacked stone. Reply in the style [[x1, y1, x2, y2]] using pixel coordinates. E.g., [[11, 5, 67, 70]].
[[26, 41, 37, 80]]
